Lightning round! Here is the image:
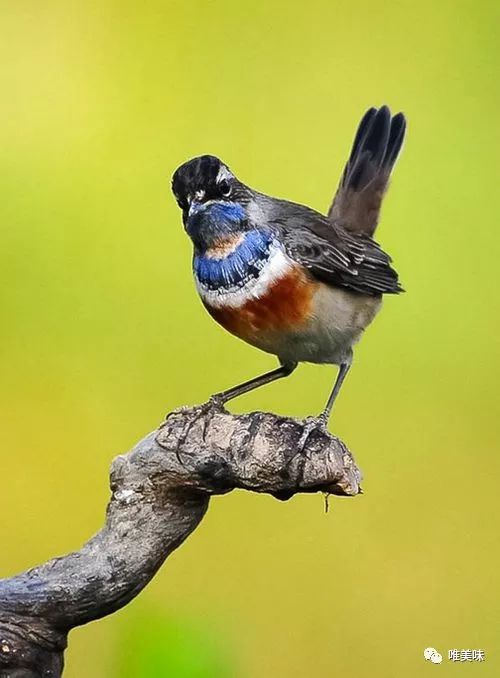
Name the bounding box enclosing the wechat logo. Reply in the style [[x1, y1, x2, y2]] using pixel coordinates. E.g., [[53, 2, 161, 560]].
[[424, 648, 443, 664]]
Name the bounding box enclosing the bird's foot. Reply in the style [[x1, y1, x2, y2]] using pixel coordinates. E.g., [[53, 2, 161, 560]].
[[207, 393, 228, 411], [188, 394, 228, 443], [164, 395, 225, 425], [162, 396, 228, 463], [296, 413, 329, 455]]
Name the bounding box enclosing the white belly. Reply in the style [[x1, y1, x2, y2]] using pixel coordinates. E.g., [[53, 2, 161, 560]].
[[264, 284, 383, 365]]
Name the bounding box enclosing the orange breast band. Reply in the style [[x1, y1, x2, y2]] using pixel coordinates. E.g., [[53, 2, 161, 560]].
[[204, 264, 318, 343]]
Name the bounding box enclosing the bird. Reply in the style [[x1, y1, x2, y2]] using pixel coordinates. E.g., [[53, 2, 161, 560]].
[[171, 105, 406, 431]]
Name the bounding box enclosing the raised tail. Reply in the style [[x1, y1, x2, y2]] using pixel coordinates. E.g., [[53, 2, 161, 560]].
[[328, 106, 406, 236]]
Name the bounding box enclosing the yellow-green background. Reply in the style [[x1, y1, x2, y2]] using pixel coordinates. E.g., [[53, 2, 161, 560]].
[[1, 1, 498, 676]]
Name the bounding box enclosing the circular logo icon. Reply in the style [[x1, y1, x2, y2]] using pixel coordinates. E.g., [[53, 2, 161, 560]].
[[424, 648, 443, 664]]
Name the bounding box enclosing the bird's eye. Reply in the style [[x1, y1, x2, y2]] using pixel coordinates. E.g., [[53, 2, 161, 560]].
[[218, 179, 231, 197]]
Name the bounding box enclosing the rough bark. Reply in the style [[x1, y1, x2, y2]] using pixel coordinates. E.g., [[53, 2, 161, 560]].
[[0, 403, 362, 677]]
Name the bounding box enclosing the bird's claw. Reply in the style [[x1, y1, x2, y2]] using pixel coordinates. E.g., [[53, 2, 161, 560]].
[[187, 394, 227, 443], [207, 394, 227, 411], [297, 414, 328, 455]]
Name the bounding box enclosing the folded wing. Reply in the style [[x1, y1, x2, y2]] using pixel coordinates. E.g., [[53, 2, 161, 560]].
[[272, 206, 402, 296]]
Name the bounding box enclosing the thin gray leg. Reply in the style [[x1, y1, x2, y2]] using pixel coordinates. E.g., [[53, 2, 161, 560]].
[[212, 361, 298, 405], [321, 363, 351, 422]]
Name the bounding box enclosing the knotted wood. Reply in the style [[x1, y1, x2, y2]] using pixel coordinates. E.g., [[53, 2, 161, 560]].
[[0, 404, 361, 677]]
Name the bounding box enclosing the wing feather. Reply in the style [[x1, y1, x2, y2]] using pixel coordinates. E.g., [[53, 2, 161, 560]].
[[269, 206, 402, 296]]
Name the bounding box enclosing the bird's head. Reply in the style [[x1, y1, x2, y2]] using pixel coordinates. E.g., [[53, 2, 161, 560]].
[[171, 155, 251, 252]]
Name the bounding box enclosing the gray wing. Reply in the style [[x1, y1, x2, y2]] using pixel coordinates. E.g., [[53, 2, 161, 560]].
[[267, 201, 402, 296]]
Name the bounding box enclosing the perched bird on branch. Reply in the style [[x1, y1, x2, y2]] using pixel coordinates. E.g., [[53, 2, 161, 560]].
[[172, 106, 406, 428]]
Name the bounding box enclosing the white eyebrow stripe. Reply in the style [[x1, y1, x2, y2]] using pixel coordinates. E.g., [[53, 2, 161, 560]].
[[216, 165, 234, 183]]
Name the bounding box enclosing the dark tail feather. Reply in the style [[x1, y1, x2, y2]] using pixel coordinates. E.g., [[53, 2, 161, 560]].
[[328, 106, 407, 236], [346, 107, 377, 168], [383, 112, 406, 169]]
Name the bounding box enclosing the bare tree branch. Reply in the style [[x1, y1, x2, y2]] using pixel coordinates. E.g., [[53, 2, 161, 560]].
[[0, 404, 361, 677]]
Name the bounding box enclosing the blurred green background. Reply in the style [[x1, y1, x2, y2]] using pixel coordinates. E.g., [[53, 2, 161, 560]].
[[1, 1, 499, 676]]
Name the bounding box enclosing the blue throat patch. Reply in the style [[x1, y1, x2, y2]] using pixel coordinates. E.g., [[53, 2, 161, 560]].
[[187, 201, 246, 245], [194, 229, 274, 291]]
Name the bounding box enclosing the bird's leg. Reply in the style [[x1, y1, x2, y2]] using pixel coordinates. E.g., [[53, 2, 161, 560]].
[[320, 362, 351, 425], [296, 362, 351, 454], [210, 361, 298, 408]]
